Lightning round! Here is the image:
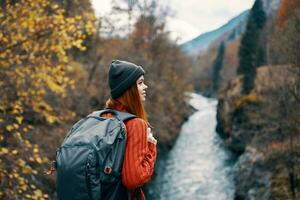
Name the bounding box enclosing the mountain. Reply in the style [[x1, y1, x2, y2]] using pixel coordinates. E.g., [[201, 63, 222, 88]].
[[180, 0, 281, 56], [180, 10, 249, 55]]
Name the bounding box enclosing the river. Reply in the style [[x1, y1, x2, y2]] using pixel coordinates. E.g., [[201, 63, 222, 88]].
[[145, 93, 236, 200]]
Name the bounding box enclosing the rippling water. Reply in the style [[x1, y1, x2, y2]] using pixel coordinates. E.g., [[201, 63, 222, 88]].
[[145, 93, 236, 200]]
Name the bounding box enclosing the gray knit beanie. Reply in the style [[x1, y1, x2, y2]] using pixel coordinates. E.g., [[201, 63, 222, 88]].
[[108, 60, 145, 99]]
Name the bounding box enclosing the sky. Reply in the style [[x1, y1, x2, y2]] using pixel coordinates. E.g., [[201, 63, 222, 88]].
[[92, 0, 255, 44]]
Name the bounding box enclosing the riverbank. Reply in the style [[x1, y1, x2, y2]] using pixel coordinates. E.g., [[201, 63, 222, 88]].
[[216, 65, 300, 199]]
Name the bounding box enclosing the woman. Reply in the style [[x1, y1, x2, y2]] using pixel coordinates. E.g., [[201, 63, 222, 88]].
[[104, 60, 157, 200]]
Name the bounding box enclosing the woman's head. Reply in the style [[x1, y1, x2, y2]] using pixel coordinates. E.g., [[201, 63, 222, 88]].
[[106, 60, 148, 120], [108, 60, 145, 99]]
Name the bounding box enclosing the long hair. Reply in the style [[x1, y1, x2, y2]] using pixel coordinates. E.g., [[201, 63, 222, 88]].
[[105, 83, 147, 121]]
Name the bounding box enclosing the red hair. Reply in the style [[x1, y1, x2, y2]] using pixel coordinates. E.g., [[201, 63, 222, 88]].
[[105, 83, 147, 121]]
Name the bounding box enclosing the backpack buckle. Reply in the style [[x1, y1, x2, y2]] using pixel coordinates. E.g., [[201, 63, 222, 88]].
[[104, 166, 112, 174]]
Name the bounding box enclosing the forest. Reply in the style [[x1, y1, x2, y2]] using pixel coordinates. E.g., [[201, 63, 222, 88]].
[[0, 0, 193, 199]]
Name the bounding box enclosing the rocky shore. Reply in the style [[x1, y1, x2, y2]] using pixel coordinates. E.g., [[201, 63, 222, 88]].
[[216, 65, 300, 199]]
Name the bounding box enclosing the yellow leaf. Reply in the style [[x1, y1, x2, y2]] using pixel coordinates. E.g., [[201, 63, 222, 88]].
[[17, 159, 26, 167], [30, 184, 36, 189], [42, 156, 49, 163], [13, 123, 19, 129], [20, 184, 28, 191], [51, 4, 59, 9], [46, 78, 64, 93], [0, 148, 9, 154], [6, 125, 14, 131], [16, 116, 23, 124], [75, 16, 82, 20], [35, 156, 43, 164], [25, 140, 32, 148], [33, 148, 39, 154], [13, 172, 19, 178], [12, 150, 18, 155], [34, 189, 43, 198]]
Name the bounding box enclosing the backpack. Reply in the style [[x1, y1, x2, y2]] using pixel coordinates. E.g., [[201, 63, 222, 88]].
[[55, 109, 136, 200]]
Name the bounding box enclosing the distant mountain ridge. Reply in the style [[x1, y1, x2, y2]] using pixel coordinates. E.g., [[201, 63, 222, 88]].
[[180, 0, 282, 56], [180, 10, 249, 55]]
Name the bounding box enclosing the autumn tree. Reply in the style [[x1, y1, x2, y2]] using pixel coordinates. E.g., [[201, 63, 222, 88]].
[[272, 0, 300, 105], [277, 0, 300, 28], [237, 0, 266, 94], [0, 0, 95, 199], [275, 5, 300, 198]]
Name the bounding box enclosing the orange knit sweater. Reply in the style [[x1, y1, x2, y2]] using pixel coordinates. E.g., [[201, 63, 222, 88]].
[[108, 106, 157, 200]]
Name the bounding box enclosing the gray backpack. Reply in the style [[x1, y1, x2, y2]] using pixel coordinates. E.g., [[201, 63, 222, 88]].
[[55, 109, 136, 200]]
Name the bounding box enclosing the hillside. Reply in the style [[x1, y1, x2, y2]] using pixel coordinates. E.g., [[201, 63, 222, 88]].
[[217, 65, 300, 199], [214, 0, 300, 198]]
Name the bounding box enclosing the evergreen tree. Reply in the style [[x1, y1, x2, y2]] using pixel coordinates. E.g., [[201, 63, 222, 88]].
[[237, 0, 266, 94], [212, 41, 226, 92]]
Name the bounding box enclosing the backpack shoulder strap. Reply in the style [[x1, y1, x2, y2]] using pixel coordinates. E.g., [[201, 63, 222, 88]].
[[114, 110, 136, 122], [89, 109, 136, 122]]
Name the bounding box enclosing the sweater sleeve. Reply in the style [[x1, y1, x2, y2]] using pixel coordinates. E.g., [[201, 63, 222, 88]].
[[121, 118, 157, 190]]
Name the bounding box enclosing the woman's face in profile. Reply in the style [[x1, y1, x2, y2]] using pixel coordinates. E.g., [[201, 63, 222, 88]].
[[136, 75, 148, 101]]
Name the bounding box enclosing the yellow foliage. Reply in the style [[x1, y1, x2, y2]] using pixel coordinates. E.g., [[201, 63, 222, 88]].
[[235, 94, 258, 109], [0, 0, 96, 199]]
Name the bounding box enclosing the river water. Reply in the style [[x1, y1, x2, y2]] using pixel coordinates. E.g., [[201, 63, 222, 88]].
[[145, 93, 236, 200]]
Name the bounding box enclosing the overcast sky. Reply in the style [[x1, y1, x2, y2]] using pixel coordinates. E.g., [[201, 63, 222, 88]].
[[92, 0, 255, 44]]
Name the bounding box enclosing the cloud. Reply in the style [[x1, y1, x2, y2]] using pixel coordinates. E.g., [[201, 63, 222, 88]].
[[166, 17, 200, 43], [91, 0, 255, 43]]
